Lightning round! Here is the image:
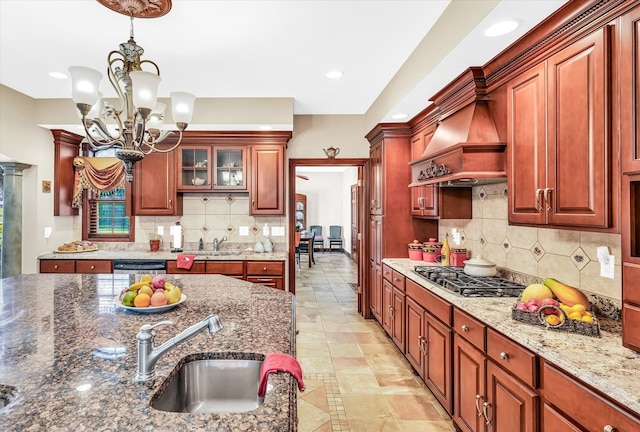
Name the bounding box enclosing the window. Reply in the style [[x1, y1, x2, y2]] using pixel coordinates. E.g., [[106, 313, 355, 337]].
[[82, 148, 134, 241]]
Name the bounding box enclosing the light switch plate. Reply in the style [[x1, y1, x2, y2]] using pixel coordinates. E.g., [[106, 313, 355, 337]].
[[271, 226, 285, 236], [239, 226, 249, 236]]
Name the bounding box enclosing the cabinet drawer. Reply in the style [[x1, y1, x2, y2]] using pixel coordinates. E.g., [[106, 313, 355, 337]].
[[542, 361, 640, 431], [166, 261, 206, 274], [391, 270, 405, 292], [382, 264, 393, 282], [246, 261, 284, 276], [406, 279, 451, 326], [205, 261, 244, 276], [453, 308, 485, 351], [40, 260, 75, 273], [487, 328, 537, 388], [622, 303, 640, 350], [623, 263, 640, 304], [247, 276, 284, 290], [76, 260, 112, 273]]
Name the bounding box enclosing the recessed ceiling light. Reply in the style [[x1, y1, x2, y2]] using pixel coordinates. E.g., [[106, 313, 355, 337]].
[[392, 113, 408, 120], [484, 20, 521, 37], [49, 71, 68, 79], [259, 125, 272, 130], [325, 70, 343, 79]]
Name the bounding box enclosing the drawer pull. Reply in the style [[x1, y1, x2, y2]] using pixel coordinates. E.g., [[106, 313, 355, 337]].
[[482, 401, 492, 426], [475, 395, 484, 417], [603, 426, 618, 432], [394, 278, 401, 283], [499, 352, 508, 360], [90, 265, 95, 269], [461, 325, 469, 332], [263, 267, 267, 271], [54, 265, 59, 269]]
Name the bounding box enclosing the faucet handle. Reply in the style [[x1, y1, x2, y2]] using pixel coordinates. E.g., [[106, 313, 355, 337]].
[[139, 320, 174, 334]]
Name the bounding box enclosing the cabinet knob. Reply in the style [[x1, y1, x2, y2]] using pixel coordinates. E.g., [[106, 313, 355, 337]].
[[461, 325, 469, 332], [603, 426, 618, 432], [263, 267, 267, 271], [54, 265, 59, 269], [90, 265, 95, 270], [499, 352, 508, 360]]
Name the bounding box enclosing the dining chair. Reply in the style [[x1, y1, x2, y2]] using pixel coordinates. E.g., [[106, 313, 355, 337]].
[[309, 225, 324, 253], [328, 225, 343, 253]]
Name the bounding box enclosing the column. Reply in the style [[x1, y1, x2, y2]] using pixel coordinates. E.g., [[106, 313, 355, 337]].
[[0, 162, 32, 278]]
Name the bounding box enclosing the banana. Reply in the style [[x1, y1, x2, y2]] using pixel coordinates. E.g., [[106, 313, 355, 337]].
[[543, 278, 589, 309], [128, 280, 152, 291], [140, 274, 153, 283]]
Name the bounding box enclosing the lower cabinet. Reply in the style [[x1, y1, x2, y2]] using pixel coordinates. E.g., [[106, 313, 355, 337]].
[[206, 261, 244, 279], [40, 259, 112, 273], [246, 261, 285, 290], [166, 261, 206, 274], [167, 259, 286, 289]]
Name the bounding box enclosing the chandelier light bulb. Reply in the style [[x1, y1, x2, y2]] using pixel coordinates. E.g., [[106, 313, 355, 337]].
[[69, 66, 103, 106], [170, 92, 195, 125], [129, 70, 161, 111], [146, 102, 166, 131]]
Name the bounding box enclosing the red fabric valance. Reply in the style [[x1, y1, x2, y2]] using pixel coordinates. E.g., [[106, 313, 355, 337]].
[[72, 157, 126, 208]]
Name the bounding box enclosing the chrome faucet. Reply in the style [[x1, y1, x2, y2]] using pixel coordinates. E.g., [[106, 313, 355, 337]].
[[135, 314, 223, 381], [213, 236, 228, 252]]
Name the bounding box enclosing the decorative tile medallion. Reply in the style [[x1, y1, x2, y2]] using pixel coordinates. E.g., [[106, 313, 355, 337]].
[[478, 187, 487, 201], [250, 224, 261, 235], [479, 235, 486, 246], [530, 241, 546, 261], [570, 246, 588, 270], [502, 186, 508, 199], [200, 196, 210, 205], [225, 194, 235, 205], [225, 224, 235, 234], [200, 226, 209, 234], [502, 238, 512, 254]]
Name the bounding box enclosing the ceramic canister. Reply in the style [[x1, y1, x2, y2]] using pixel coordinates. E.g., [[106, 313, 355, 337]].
[[422, 238, 441, 263], [450, 248, 468, 266]]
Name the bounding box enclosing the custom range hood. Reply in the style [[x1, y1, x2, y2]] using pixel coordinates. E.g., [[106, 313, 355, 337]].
[[409, 68, 507, 187]]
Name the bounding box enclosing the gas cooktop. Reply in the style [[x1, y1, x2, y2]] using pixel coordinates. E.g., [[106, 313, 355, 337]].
[[413, 266, 524, 298]]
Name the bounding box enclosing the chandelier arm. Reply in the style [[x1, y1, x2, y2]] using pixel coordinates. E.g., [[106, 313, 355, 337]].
[[139, 59, 160, 75], [139, 130, 177, 152], [83, 117, 125, 148], [107, 52, 127, 116]]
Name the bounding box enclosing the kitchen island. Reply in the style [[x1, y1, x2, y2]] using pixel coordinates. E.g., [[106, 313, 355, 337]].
[[0, 273, 297, 431]]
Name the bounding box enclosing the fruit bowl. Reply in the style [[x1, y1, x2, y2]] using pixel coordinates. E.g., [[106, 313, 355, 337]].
[[511, 300, 600, 337], [114, 294, 186, 313]]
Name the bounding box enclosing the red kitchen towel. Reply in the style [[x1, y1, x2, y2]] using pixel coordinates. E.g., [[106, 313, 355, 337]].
[[176, 254, 196, 270], [257, 353, 305, 397]]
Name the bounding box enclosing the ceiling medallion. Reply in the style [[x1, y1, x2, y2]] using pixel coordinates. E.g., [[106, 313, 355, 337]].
[[97, 0, 172, 18]]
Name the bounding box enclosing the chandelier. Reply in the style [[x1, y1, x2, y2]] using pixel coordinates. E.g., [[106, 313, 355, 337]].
[[69, 0, 193, 182]]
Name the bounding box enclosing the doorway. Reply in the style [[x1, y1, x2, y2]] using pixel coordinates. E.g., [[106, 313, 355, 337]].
[[288, 158, 369, 314]]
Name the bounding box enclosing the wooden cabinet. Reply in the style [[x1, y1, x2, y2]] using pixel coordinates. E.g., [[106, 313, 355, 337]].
[[507, 27, 612, 229], [40, 259, 76, 273], [205, 261, 244, 278], [542, 361, 640, 432], [453, 333, 487, 432], [134, 149, 182, 216], [485, 361, 538, 432], [213, 146, 246, 190], [177, 146, 212, 191], [405, 278, 453, 414], [369, 143, 383, 215], [370, 217, 383, 321], [621, 5, 640, 175], [411, 186, 472, 219], [40, 259, 111, 273], [381, 264, 405, 352], [250, 145, 285, 215], [51, 130, 81, 216], [246, 260, 285, 290], [166, 261, 206, 274], [295, 193, 307, 231]]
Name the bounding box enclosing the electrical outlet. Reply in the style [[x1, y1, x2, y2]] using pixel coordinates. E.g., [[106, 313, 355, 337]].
[[600, 255, 615, 279]]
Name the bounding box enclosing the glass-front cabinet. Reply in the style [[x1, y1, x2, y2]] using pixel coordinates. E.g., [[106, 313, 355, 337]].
[[177, 146, 211, 191], [213, 146, 247, 190]]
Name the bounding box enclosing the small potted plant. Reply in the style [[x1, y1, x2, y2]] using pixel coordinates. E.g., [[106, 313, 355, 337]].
[[295, 222, 303, 247]]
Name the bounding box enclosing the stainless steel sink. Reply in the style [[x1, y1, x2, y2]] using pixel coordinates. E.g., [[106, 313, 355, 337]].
[[150, 358, 265, 414], [181, 251, 242, 257]]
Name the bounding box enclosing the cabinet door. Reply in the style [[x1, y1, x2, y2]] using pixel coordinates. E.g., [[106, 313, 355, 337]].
[[213, 146, 246, 190], [177, 146, 211, 191], [547, 28, 610, 228], [425, 313, 452, 414], [370, 216, 383, 267], [382, 278, 393, 334], [405, 296, 425, 377], [391, 287, 405, 352], [542, 404, 583, 432], [370, 264, 382, 322], [250, 145, 285, 215], [453, 333, 486, 432], [410, 185, 437, 217], [621, 6, 640, 174], [134, 150, 181, 216], [507, 61, 547, 225], [486, 361, 538, 432], [370, 143, 383, 215]]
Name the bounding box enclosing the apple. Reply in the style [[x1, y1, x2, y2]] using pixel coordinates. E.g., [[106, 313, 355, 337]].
[[152, 275, 166, 289]]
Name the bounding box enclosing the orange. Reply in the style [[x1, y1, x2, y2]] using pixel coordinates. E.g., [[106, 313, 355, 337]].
[[134, 293, 151, 307], [150, 291, 168, 306]]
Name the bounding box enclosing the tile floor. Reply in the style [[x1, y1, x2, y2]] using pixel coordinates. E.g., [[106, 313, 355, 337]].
[[294, 252, 456, 432]]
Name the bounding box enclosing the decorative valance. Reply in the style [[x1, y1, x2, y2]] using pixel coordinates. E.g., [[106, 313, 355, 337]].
[[72, 157, 126, 208]]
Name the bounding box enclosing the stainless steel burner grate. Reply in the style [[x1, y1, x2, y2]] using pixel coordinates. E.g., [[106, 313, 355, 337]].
[[413, 266, 524, 297]]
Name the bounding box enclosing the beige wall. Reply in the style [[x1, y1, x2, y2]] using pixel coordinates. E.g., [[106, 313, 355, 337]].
[[438, 182, 622, 300]]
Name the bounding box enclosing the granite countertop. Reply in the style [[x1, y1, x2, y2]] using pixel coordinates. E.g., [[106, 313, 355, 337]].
[[0, 273, 297, 431], [383, 258, 640, 418], [38, 249, 288, 261]]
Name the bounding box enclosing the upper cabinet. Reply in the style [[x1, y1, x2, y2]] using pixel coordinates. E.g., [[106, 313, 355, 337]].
[[621, 5, 640, 175], [250, 144, 285, 215], [177, 145, 211, 191], [507, 27, 612, 229], [213, 146, 247, 190], [295, 193, 307, 230], [134, 149, 182, 216]]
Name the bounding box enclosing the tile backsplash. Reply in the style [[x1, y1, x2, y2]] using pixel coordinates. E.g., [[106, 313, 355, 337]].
[[438, 182, 622, 302], [134, 194, 286, 251]]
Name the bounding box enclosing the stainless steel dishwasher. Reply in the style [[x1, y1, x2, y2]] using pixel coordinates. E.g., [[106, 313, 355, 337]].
[[113, 259, 167, 274]]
